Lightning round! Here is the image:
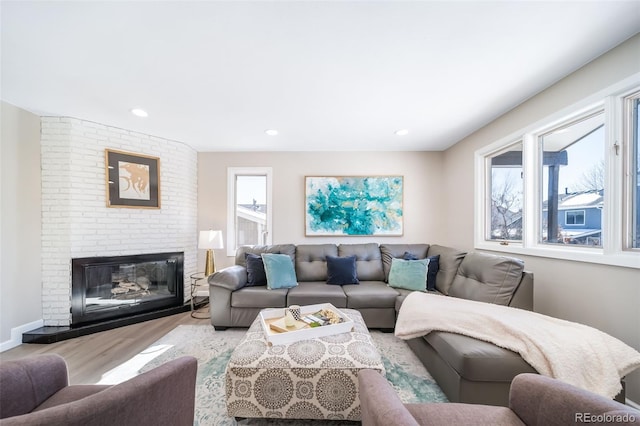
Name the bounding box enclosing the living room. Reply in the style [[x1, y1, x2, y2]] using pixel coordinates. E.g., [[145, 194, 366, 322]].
[[1, 1, 640, 423]]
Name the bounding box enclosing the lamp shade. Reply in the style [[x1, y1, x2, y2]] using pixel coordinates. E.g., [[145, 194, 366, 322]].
[[199, 230, 224, 250]]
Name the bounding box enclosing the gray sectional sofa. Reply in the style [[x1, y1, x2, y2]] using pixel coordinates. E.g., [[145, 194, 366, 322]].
[[208, 242, 535, 406]]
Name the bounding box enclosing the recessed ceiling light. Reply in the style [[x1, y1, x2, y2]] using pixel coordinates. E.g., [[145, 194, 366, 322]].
[[265, 129, 279, 136], [131, 108, 148, 117], [395, 129, 409, 136]]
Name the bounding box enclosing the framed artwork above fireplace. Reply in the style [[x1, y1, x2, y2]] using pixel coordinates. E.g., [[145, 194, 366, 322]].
[[106, 149, 160, 208]]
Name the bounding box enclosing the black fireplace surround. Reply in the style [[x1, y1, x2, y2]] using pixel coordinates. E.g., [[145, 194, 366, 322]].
[[71, 252, 184, 326]]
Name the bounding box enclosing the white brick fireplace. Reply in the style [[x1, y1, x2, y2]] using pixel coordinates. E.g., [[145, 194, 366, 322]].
[[41, 117, 198, 326]]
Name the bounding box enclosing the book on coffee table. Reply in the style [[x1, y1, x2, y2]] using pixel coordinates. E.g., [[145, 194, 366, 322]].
[[268, 317, 308, 333]]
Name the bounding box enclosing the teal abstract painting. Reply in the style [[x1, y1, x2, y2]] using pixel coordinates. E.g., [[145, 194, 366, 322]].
[[305, 176, 403, 236]]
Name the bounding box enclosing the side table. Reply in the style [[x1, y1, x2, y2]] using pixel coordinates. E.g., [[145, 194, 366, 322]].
[[190, 272, 209, 319]]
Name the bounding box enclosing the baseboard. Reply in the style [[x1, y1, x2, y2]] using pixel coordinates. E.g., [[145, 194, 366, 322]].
[[627, 398, 640, 410], [0, 319, 44, 352]]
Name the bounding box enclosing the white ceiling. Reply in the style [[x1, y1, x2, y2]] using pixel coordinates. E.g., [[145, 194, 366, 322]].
[[2, 1, 639, 152]]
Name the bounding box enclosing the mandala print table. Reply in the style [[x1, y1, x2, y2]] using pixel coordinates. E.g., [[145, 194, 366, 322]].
[[225, 309, 386, 421]]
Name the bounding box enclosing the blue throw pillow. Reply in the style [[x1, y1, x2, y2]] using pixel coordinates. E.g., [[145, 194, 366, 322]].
[[403, 252, 439, 291], [245, 253, 267, 287], [326, 255, 359, 285], [388, 258, 430, 291], [261, 253, 298, 290]]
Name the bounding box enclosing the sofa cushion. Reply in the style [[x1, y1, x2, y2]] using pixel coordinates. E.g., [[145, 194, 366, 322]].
[[343, 281, 399, 309], [394, 288, 444, 311], [388, 258, 429, 291], [427, 245, 467, 295], [261, 254, 298, 290], [448, 252, 524, 306], [235, 244, 296, 267], [326, 255, 359, 285], [286, 282, 348, 308], [380, 244, 430, 281], [338, 243, 385, 281], [245, 253, 267, 287], [295, 244, 338, 281], [231, 286, 288, 308], [424, 332, 536, 382]]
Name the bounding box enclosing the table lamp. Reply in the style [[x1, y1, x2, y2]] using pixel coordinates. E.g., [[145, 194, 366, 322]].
[[199, 230, 224, 276]]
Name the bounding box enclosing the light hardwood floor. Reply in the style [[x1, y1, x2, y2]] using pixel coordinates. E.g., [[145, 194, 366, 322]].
[[0, 312, 210, 384]]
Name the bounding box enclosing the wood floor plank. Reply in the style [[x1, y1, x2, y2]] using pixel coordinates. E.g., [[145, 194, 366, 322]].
[[0, 312, 210, 384]]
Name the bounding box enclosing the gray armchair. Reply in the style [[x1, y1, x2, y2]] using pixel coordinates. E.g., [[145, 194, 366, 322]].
[[358, 370, 640, 426], [0, 354, 197, 426]]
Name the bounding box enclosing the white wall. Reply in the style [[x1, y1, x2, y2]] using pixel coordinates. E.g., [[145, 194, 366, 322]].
[[441, 34, 640, 403], [40, 117, 198, 326], [197, 151, 445, 270], [1, 102, 42, 346]]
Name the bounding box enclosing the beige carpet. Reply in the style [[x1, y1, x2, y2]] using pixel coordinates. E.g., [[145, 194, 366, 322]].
[[137, 325, 446, 425]]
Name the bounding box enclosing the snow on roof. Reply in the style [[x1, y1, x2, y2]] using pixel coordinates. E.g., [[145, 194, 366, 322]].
[[559, 192, 602, 209]]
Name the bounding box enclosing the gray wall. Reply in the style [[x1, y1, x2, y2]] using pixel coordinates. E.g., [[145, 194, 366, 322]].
[[198, 151, 446, 270], [1, 101, 42, 344], [440, 34, 640, 403]]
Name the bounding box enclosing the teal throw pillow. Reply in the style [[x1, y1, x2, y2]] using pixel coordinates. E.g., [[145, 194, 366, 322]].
[[261, 253, 298, 290], [388, 258, 430, 292]]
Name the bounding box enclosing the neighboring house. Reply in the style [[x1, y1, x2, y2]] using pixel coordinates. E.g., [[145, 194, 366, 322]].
[[544, 191, 603, 245], [492, 190, 604, 245], [236, 203, 267, 246], [490, 202, 522, 240]]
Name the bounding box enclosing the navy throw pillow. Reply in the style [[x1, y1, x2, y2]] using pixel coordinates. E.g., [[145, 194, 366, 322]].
[[426, 255, 440, 291], [403, 251, 418, 260], [326, 255, 359, 285], [245, 253, 267, 287], [404, 252, 439, 291]]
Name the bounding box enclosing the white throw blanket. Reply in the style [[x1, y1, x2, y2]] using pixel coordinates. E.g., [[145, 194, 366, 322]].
[[395, 292, 640, 398]]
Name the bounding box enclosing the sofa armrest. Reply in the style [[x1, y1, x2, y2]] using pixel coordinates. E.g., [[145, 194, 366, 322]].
[[358, 369, 420, 426], [0, 354, 69, 419], [208, 265, 247, 291], [509, 373, 640, 426], [1, 356, 198, 426]]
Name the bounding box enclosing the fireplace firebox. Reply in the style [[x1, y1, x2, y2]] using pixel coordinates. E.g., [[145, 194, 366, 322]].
[[71, 252, 184, 326]]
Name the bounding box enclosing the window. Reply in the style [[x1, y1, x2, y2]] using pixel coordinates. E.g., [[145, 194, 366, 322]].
[[226, 168, 272, 256], [487, 141, 523, 241], [538, 111, 604, 247], [475, 76, 640, 269], [565, 210, 585, 226]]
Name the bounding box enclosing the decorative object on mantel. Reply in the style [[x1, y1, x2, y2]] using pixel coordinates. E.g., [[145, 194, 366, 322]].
[[105, 149, 160, 208], [305, 176, 403, 236], [199, 230, 224, 276]]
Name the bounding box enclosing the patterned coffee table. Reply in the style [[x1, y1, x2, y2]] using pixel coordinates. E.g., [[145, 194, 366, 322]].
[[225, 308, 386, 421]]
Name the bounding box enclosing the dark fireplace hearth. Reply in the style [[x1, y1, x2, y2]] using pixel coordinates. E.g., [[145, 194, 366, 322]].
[[71, 252, 184, 327]]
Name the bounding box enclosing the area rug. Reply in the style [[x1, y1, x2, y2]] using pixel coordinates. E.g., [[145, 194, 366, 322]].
[[138, 325, 447, 425]]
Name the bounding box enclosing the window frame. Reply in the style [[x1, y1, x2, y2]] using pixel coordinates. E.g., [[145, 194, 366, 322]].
[[226, 167, 273, 257], [475, 72, 640, 269], [622, 90, 640, 251]]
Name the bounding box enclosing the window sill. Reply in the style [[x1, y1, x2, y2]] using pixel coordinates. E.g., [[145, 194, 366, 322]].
[[475, 241, 640, 269]]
